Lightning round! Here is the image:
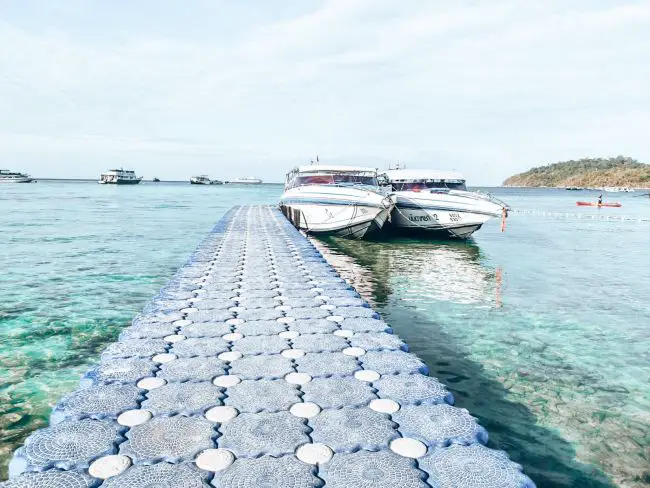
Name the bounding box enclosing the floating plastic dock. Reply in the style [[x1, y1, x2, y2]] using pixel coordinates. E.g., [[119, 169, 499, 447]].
[[2, 206, 536, 487]]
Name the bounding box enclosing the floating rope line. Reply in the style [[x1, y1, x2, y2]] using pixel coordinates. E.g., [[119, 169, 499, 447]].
[[511, 209, 650, 223]]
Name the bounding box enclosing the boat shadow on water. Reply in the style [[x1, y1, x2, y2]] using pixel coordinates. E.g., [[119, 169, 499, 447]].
[[315, 235, 617, 488]]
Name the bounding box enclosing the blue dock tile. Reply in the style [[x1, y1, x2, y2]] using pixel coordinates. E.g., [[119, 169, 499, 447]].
[[236, 309, 283, 321], [119, 416, 215, 464], [142, 382, 223, 416], [280, 289, 321, 298], [228, 354, 293, 380], [334, 307, 378, 319], [295, 352, 361, 377], [215, 455, 319, 488], [194, 299, 236, 311], [301, 377, 375, 409], [335, 318, 391, 333], [101, 339, 168, 360], [349, 332, 407, 352], [146, 299, 190, 312], [170, 338, 229, 357], [325, 297, 368, 307], [187, 310, 234, 323], [234, 297, 278, 309], [360, 350, 428, 375], [119, 323, 178, 340], [309, 408, 399, 452], [0, 471, 96, 488], [419, 444, 536, 488], [317, 288, 360, 298], [9, 419, 121, 475], [82, 358, 156, 386], [279, 297, 322, 308], [133, 312, 183, 326], [233, 289, 279, 299], [50, 384, 142, 423], [102, 462, 210, 487], [224, 379, 301, 413], [393, 404, 489, 448], [234, 320, 287, 336], [373, 374, 454, 406], [319, 450, 426, 488], [286, 307, 331, 320], [157, 357, 227, 382], [231, 335, 289, 355], [218, 412, 309, 458], [291, 333, 349, 352], [178, 322, 232, 338], [289, 319, 338, 334]]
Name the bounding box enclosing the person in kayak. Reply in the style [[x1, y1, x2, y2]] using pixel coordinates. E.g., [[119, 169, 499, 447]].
[[598, 194, 603, 205]]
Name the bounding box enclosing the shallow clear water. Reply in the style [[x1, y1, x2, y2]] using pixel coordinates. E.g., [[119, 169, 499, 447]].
[[1, 182, 649, 486]]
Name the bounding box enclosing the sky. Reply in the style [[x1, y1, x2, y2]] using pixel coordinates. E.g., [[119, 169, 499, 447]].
[[1, 0, 648, 184]]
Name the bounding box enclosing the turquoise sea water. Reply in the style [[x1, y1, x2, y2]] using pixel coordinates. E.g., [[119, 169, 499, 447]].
[[1, 182, 648, 486]]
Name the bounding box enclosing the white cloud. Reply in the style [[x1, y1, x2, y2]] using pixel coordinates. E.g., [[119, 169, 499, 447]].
[[0, 0, 648, 183]]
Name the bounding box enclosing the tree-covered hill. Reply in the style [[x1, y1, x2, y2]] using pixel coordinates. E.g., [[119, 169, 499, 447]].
[[503, 156, 650, 188]]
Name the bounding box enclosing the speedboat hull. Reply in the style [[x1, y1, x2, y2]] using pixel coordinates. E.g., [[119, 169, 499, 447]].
[[390, 190, 504, 238], [280, 186, 394, 239]]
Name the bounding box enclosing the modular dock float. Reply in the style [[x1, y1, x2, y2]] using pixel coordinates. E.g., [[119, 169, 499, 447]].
[[2, 206, 535, 488]]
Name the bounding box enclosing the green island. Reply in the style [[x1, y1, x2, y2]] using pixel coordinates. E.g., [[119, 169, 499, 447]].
[[503, 156, 650, 188]]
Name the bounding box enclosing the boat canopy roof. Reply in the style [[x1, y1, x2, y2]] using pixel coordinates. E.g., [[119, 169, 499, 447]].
[[294, 165, 377, 174], [383, 169, 465, 182]]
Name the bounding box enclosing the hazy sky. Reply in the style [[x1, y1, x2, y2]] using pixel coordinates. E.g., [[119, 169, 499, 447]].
[[1, 0, 648, 183]]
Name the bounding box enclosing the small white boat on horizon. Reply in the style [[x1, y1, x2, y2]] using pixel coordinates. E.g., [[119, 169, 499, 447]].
[[382, 168, 508, 238], [279, 165, 395, 239]]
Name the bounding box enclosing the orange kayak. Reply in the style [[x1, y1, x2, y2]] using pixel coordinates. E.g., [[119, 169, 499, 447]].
[[576, 201, 622, 207]]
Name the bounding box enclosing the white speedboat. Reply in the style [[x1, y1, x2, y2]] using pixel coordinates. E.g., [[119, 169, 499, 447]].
[[383, 169, 508, 238], [99, 169, 143, 184], [280, 165, 395, 239], [0, 169, 34, 183]]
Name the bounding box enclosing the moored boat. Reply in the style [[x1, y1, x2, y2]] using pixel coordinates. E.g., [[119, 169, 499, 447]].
[[190, 175, 213, 185], [279, 165, 395, 239], [0, 169, 35, 183], [98, 169, 143, 185], [382, 168, 508, 238]]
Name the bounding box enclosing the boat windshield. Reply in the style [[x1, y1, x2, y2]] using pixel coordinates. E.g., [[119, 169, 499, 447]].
[[295, 173, 378, 187], [392, 180, 466, 191]]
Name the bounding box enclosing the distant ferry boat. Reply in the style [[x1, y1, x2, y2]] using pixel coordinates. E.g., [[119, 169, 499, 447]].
[[0, 169, 35, 183], [98, 169, 143, 185], [228, 176, 263, 184]]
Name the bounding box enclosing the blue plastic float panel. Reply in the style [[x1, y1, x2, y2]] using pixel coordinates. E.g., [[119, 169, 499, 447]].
[[2, 206, 536, 488]]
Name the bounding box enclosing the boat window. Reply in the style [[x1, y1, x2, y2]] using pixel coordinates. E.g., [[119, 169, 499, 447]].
[[392, 180, 467, 191], [333, 174, 378, 186], [294, 174, 378, 187], [296, 175, 335, 185]]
